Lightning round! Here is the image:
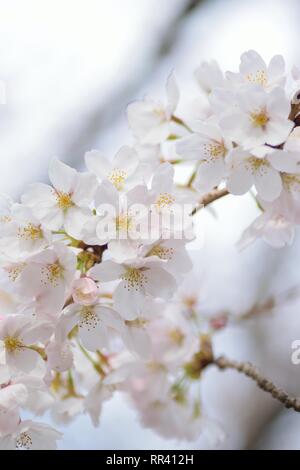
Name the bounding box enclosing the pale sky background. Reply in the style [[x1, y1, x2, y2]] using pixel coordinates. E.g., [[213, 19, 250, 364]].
[[1, 0, 300, 449]]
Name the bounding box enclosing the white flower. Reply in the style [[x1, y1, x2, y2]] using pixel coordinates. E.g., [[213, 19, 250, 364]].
[[63, 303, 124, 352], [226, 50, 285, 90], [0, 204, 51, 258], [195, 60, 224, 94], [177, 122, 231, 193], [85, 146, 140, 191], [0, 383, 28, 435], [238, 208, 295, 249], [127, 72, 179, 144], [84, 382, 112, 426], [21, 158, 96, 239], [219, 86, 293, 149], [90, 258, 177, 320], [267, 127, 300, 173], [83, 180, 153, 262], [226, 147, 282, 201], [0, 420, 62, 450], [13, 244, 77, 313], [0, 314, 51, 373]]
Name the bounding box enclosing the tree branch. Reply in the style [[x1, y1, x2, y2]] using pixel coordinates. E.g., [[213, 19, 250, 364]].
[[191, 188, 229, 215], [214, 356, 300, 412]]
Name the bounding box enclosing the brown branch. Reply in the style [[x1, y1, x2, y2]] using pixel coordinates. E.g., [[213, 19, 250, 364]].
[[214, 356, 300, 412], [191, 188, 229, 215]]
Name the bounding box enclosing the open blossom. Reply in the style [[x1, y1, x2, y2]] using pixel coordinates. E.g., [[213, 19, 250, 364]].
[[85, 146, 140, 191], [127, 73, 179, 144], [0, 314, 51, 373], [176, 122, 231, 192], [22, 158, 96, 239], [226, 147, 282, 201], [63, 303, 124, 352], [0, 204, 51, 258], [90, 258, 177, 320], [2, 50, 300, 449], [226, 50, 285, 90], [219, 86, 294, 149], [83, 180, 154, 262], [0, 420, 62, 450]]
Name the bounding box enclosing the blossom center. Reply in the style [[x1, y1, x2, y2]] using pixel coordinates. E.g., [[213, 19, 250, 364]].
[[15, 432, 33, 450], [4, 335, 24, 353], [115, 213, 132, 233], [247, 157, 269, 174], [155, 192, 175, 210], [55, 191, 74, 211], [107, 168, 127, 191], [250, 109, 269, 127], [6, 262, 26, 282], [169, 328, 185, 345], [79, 306, 99, 331], [246, 70, 268, 87], [148, 245, 174, 260], [122, 268, 147, 291], [42, 262, 64, 286], [203, 143, 226, 160], [17, 223, 43, 240], [282, 174, 300, 191]]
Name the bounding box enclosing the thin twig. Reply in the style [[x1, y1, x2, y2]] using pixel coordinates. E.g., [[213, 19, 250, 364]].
[[191, 188, 229, 215], [214, 356, 300, 412]]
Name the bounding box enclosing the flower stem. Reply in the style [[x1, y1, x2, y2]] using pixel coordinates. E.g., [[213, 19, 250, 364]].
[[214, 356, 300, 412]]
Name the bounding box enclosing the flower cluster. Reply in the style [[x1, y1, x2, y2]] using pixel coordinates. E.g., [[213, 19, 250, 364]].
[[1, 50, 300, 450]]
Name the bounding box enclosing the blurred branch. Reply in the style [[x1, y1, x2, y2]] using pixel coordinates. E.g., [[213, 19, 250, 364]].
[[64, 0, 206, 166], [214, 356, 300, 412]]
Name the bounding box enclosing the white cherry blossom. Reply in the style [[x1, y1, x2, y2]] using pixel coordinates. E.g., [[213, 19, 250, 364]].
[[22, 158, 96, 239], [127, 73, 179, 144]]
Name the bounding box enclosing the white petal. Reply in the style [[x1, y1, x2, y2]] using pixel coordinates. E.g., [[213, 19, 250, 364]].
[[227, 163, 253, 195], [145, 267, 177, 299], [113, 281, 144, 320], [84, 150, 111, 179], [254, 165, 282, 201], [48, 158, 77, 193], [90, 260, 124, 282]]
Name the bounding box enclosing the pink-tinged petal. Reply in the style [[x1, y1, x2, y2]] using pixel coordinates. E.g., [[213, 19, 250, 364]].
[[151, 162, 174, 194], [113, 146, 139, 175], [113, 282, 144, 320], [193, 159, 226, 193], [72, 172, 96, 206], [6, 348, 40, 373], [227, 162, 253, 195], [79, 321, 108, 352], [265, 119, 294, 146], [84, 150, 111, 179], [268, 55, 285, 84], [268, 150, 300, 173], [145, 267, 177, 300], [90, 260, 124, 282], [254, 165, 282, 201]]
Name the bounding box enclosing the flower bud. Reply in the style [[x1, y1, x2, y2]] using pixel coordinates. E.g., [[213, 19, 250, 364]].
[[72, 277, 98, 305]]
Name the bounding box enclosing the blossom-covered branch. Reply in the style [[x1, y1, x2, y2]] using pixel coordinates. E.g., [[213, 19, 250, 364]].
[[1, 50, 300, 449]]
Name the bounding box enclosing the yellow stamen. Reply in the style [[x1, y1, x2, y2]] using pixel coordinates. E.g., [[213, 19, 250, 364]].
[[250, 109, 269, 127], [55, 191, 73, 210], [122, 268, 147, 291], [17, 223, 43, 240], [246, 70, 268, 87], [155, 192, 175, 210], [4, 335, 24, 353], [107, 168, 127, 191]]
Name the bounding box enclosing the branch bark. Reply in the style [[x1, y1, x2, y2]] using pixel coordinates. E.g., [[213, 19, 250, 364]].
[[214, 356, 300, 412], [191, 188, 229, 215]]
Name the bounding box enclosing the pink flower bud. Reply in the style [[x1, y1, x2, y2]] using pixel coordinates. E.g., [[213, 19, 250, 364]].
[[72, 277, 99, 305]]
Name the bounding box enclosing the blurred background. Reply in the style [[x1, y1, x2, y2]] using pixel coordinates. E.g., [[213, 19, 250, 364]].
[[1, 0, 300, 449]]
